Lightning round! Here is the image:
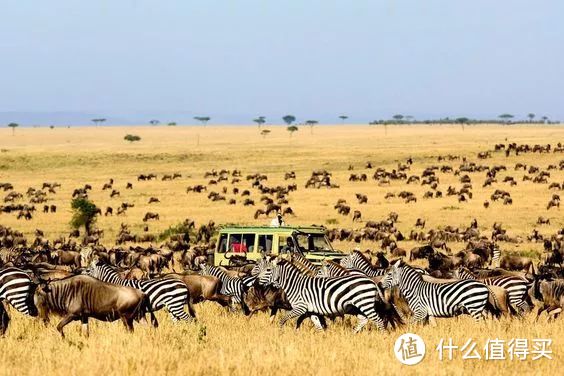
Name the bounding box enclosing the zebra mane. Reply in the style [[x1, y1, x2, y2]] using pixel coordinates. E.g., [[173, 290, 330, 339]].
[[289, 253, 317, 271], [288, 258, 317, 276], [323, 259, 349, 273], [352, 251, 374, 267]]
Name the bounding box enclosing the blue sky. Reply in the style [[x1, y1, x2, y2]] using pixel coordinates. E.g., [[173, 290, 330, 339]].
[[1, 1, 562, 125]]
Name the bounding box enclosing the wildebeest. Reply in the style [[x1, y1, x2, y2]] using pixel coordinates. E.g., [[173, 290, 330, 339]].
[[164, 273, 232, 307], [33, 275, 153, 338], [500, 255, 535, 275], [143, 212, 160, 222], [533, 278, 564, 321]]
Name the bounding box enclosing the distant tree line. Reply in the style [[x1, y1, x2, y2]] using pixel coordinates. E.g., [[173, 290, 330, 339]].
[[369, 113, 557, 125]]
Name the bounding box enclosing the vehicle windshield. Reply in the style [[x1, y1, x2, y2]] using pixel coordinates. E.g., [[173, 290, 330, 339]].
[[294, 233, 334, 253]]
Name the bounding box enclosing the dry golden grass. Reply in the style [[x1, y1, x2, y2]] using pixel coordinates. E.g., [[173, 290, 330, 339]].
[[0, 124, 563, 375]]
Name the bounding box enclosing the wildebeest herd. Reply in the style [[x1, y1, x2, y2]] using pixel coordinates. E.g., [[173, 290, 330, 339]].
[[1, 141, 564, 337]]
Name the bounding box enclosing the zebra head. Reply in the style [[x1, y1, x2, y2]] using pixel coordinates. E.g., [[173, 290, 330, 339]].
[[316, 261, 330, 277], [380, 260, 402, 289], [257, 259, 281, 287], [339, 254, 354, 269], [84, 260, 104, 279], [251, 255, 274, 276], [199, 263, 210, 276]]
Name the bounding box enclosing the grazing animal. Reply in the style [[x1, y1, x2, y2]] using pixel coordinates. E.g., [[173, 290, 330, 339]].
[[258, 259, 389, 332], [143, 212, 160, 221], [0, 267, 37, 335], [84, 262, 195, 323], [352, 210, 362, 222], [340, 251, 386, 277], [164, 274, 232, 307], [380, 261, 489, 324], [532, 278, 564, 321], [199, 264, 249, 314], [455, 267, 532, 315], [33, 275, 152, 338]]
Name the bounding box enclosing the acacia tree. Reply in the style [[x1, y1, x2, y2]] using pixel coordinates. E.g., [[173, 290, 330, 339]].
[[287, 125, 298, 138], [527, 113, 535, 122], [149, 119, 160, 126], [194, 116, 210, 125], [498, 114, 514, 124], [456, 117, 469, 131], [541, 116, 548, 124], [253, 116, 266, 128], [260, 129, 271, 138], [91, 118, 106, 126], [392, 114, 404, 123], [305, 120, 318, 135], [338, 115, 348, 124], [70, 198, 99, 236], [7, 122, 18, 136], [282, 115, 296, 125]]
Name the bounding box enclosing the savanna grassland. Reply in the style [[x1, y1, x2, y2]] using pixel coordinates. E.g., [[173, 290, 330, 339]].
[[0, 124, 563, 375]]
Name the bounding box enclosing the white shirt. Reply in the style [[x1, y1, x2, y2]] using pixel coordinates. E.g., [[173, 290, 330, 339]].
[[270, 217, 285, 227]]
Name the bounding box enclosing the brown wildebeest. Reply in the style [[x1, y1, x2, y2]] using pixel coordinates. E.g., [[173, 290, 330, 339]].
[[105, 207, 113, 216], [143, 212, 160, 221], [500, 255, 535, 275], [537, 216, 550, 225], [533, 279, 564, 321], [126, 182, 133, 189], [164, 273, 232, 307], [352, 210, 362, 222], [415, 218, 425, 229], [148, 197, 160, 204], [33, 275, 154, 338], [244, 284, 292, 321], [50, 250, 81, 269], [355, 193, 368, 204]]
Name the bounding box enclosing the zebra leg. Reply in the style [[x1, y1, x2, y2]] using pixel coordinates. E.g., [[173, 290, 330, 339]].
[[353, 315, 369, 333], [357, 306, 386, 332], [166, 301, 192, 322], [279, 305, 307, 328], [468, 308, 484, 322]]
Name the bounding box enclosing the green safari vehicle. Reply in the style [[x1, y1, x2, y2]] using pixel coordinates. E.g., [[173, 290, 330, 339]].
[[213, 225, 344, 267]]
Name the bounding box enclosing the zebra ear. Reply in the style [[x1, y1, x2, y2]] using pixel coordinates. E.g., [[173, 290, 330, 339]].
[[392, 259, 401, 269]]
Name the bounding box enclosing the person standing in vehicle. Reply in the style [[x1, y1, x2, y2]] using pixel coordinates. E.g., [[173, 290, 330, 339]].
[[270, 212, 285, 227]]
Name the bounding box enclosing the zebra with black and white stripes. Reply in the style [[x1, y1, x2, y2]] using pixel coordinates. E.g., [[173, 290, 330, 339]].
[[454, 267, 532, 315], [199, 264, 249, 314], [381, 261, 489, 324], [84, 262, 195, 324], [340, 251, 386, 277], [0, 267, 37, 335], [258, 259, 388, 332]]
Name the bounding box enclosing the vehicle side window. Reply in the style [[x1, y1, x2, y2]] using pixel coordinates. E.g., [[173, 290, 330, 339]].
[[229, 234, 242, 252], [218, 234, 228, 253], [242, 234, 256, 252], [279, 236, 295, 254], [257, 235, 273, 254]]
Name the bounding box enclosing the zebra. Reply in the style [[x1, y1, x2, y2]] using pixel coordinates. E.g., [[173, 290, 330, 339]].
[[258, 259, 388, 332], [316, 259, 366, 277], [340, 251, 386, 277], [381, 261, 489, 324], [454, 267, 532, 315], [490, 244, 501, 267], [84, 262, 195, 324], [199, 264, 249, 314], [0, 267, 37, 335]]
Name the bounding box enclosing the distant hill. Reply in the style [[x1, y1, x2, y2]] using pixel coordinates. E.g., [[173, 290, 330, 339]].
[[0, 112, 132, 126]]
